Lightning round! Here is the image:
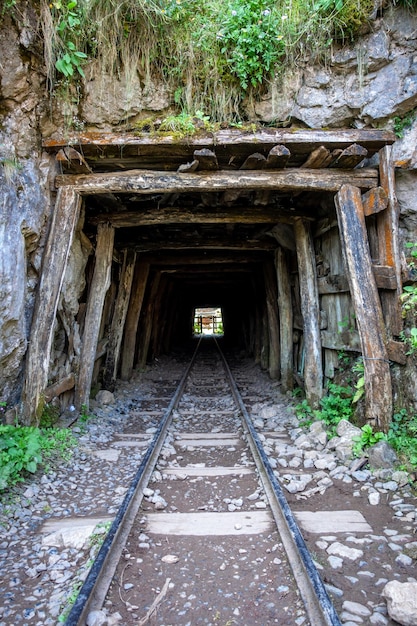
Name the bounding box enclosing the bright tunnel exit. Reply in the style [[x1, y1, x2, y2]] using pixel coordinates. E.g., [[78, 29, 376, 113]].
[[193, 307, 224, 337]]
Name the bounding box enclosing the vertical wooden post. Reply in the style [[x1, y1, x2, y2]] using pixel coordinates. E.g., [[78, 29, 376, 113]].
[[120, 260, 150, 380], [275, 247, 293, 392], [378, 145, 402, 336], [21, 187, 82, 424], [294, 218, 323, 409], [137, 271, 161, 371], [103, 249, 136, 391], [264, 261, 280, 379], [335, 184, 392, 431], [75, 223, 114, 409]]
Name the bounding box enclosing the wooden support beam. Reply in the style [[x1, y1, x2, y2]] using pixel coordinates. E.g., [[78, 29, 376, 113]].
[[275, 247, 293, 392], [56, 147, 92, 174], [194, 148, 218, 170], [120, 261, 150, 380], [137, 272, 161, 370], [103, 249, 136, 391], [362, 187, 388, 216], [21, 187, 82, 424], [265, 145, 291, 169], [335, 184, 392, 431], [321, 330, 361, 352], [88, 206, 300, 227], [75, 223, 114, 410], [373, 265, 398, 290], [318, 273, 349, 294], [44, 373, 76, 403], [294, 218, 323, 409], [330, 143, 368, 169], [264, 261, 280, 379], [301, 146, 332, 169], [55, 167, 379, 194], [378, 145, 403, 336]]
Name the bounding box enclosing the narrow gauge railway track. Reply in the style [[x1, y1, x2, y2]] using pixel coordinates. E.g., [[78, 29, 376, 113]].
[[66, 339, 341, 626]]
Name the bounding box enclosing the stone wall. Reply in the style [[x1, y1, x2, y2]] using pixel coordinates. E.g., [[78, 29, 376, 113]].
[[1, 2, 417, 413]]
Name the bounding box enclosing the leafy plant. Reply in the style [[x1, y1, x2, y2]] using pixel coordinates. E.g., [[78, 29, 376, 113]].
[[352, 423, 386, 456], [0, 425, 76, 492], [393, 108, 417, 138], [0, 426, 43, 490], [51, 0, 88, 79], [387, 409, 417, 469], [352, 357, 365, 404]]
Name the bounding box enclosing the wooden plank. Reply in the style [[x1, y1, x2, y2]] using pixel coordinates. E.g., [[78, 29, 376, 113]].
[[43, 129, 395, 154], [146, 511, 273, 536], [317, 273, 349, 294], [378, 145, 403, 336], [44, 373, 76, 403], [56, 147, 92, 174], [387, 340, 407, 365], [335, 184, 392, 431], [55, 167, 379, 194], [294, 218, 323, 408], [137, 271, 161, 370], [120, 261, 150, 380], [264, 260, 280, 379], [21, 187, 82, 424], [75, 223, 115, 410], [103, 249, 136, 391], [330, 143, 368, 169], [264, 144, 291, 168], [88, 206, 301, 227], [194, 148, 218, 170], [362, 187, 388, 216], [320, 330, 361, 352], [275, 247, 293, 392], [373, 264, 398, 290], [301, 146, 332, 169]]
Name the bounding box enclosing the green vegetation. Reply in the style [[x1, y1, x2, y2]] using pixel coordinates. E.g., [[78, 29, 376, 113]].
[[4, 0, 400, 122], [393, 108, 417, 138], [400, 242, 417, 355], [0, 424, 76, 492], [295, 382, 354, 435]]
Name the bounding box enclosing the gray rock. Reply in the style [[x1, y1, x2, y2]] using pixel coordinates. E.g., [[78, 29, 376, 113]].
[[95, 390, 115, 406], [382, 580, 417, 626], [86, 610, 108, 626], [368, 442, 398, 469], [342, 600, 371, 617]]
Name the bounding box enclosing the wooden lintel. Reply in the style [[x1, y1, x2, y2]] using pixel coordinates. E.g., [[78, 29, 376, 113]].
[[55, 167, 379, 194], [129, 239, 277, 252], [362, 187, 388, 216], [89, 206, 302, 227], [43, 129, 395, 154]]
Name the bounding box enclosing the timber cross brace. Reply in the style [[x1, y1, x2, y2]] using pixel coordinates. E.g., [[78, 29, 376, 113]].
[[21, 129, 403, 432]]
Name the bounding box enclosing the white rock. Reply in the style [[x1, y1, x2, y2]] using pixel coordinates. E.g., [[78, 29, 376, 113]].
[[327, 542, 363, 561], [369, 492, 380, 505], [342, 600, 372, 617], [382, 581, 417, 626], [328, 555, 343, 569], [95, 390, 115, 405], [86, 610, 108, 626]]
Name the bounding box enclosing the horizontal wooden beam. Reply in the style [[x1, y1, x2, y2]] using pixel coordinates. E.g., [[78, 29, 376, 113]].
[[373, 264, 398, 290], [44, 129, 395, 153], [56, 168, 379, 195], [89, 206, 305, 227], [362, 187, 388, 216], [125, 239, 277, 252]]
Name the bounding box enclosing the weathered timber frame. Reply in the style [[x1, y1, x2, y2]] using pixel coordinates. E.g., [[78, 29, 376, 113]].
[[22, 130, 401, 429]]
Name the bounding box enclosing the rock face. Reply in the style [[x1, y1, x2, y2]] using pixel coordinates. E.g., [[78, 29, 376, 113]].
[[255, 9, 417, 129], [0, 159, 50, 405], [382, 580, 417, 626]]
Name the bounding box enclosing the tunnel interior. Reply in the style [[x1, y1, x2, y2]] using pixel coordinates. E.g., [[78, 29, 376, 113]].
[[35, 129, 398, 418]]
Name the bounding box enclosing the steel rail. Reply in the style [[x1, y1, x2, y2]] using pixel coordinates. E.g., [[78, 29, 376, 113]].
[[64, 338, 202, 626], [214, 338, 342, 626]]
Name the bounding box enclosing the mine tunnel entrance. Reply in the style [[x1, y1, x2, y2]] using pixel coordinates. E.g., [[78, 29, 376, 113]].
[[22, 128, 403, 432], [193, 308, 224, 337]]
